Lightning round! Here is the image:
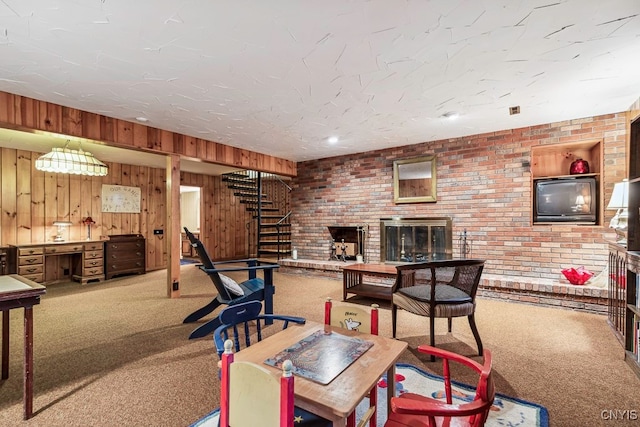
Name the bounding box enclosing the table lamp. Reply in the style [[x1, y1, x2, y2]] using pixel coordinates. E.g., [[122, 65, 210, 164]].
[[53, 221, 73, 242], [607, 179, 628, 244]]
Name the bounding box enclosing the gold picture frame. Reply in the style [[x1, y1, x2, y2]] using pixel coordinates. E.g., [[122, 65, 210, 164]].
[[393, 155, 437, 203]]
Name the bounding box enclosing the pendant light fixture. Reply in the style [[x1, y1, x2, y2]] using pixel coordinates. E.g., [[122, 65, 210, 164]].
[[35, 141, 108, 176]]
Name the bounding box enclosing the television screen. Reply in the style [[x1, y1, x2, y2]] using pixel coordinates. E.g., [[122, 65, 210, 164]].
[[534, 177, 597, 223]]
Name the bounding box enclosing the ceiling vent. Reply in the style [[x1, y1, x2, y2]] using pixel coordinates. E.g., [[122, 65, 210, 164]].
[[509, 106, 521, 115]]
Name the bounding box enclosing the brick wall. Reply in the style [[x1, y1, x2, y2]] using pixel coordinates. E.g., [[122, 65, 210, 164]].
[[291, 112, 627, 280]]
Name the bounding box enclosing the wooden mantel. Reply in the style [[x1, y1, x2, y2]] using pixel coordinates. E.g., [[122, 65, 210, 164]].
[[0, 91, 296, 177]]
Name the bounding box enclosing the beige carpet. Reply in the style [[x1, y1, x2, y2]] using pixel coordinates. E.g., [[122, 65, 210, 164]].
[[0, 265, 638, 426]]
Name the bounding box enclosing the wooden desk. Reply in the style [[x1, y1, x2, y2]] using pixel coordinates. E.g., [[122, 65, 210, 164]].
[[0, 275, 46, 420], [233, 321, 407, 426], [13, 241, 105, 285], [343, 263, 398, 301]]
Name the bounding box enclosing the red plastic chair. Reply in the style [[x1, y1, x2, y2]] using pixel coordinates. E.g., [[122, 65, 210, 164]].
[[385, 345, 494, 427], [324, 297, 379, 427], [219, 339, 295, 427]]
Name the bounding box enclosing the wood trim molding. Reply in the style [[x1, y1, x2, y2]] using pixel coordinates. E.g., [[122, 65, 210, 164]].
[[0, 91, 296, 177]]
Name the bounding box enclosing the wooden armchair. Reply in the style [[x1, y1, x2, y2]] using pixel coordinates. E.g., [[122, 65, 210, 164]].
[[324, 297, 379, 427], [183, 227, 279, 339], [392, 259, 485, 360], [385, 345, 494, 427], [213, 300, 306, 358]]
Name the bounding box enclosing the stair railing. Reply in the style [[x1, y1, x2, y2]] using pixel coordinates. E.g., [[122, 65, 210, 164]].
[[275, 211, 292, 260]]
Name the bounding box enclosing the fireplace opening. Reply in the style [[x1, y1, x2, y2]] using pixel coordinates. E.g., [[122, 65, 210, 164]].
[[380, 217, 452, 263], [327, 225, 367, 261]]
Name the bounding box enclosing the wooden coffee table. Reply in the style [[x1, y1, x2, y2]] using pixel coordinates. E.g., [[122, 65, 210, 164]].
[[342, 263, 398, 301]]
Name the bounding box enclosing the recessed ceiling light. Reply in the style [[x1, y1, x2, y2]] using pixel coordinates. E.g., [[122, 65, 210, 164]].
[[135, 117, 149, 123], [441, 112, 459, 120], [328, 136, 339, 144]]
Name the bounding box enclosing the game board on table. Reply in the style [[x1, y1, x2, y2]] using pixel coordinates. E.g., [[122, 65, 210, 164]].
[[264, 330, 374, 385]]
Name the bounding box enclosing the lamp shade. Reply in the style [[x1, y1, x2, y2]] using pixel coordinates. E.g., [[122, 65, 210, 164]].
[[607, 180, 629, 210], [36, 147, 108, 176]]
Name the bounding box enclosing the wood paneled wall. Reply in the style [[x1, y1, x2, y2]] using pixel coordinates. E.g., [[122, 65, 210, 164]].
[[0, 147, 251, 272], [0, 91, 296, 177]]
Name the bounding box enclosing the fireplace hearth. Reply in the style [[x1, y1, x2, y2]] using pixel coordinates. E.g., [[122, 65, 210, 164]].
[[380, 217, 452, 263]]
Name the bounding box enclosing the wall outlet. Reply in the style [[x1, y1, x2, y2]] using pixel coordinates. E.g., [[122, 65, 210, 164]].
[[153, 229, 164, 235]]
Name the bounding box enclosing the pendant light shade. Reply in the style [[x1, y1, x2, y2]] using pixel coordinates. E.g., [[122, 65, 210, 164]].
[[36, 146, 108, 176]]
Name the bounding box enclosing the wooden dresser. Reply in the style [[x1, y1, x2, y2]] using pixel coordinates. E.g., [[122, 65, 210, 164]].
[[13, 241, 105, 284], [105, 234, 146, 280]]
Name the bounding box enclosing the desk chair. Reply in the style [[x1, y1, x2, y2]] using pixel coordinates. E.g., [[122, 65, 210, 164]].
[[183, 227, 279, 339], [324, 297, 379, 427], [385, 345, 494, 427], [214, 301, 331, 427], [392, 259, 485, 361]]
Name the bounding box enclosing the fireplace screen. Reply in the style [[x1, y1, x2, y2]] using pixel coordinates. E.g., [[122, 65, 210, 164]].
[[380, 217, 452, 263]]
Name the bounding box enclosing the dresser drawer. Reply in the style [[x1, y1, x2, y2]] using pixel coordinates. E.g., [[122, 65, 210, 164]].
[[106, 242, 144, 255], [18, 264, 44, 275], [18, 247, 43, 256], [106, 259, 144, 271], [108, 251, 144, 261], [18, 255, 44, 266]]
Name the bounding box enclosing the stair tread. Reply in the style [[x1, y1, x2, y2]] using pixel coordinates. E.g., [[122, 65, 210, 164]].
[[259, 249, 292, 254]]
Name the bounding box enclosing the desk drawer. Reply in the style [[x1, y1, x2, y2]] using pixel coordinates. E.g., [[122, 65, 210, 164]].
[[21, 273, 44, 283], [45, 244, 83, 254], [85, 250, 103, 260], [84, 242, 104, 251], [83, 266, 105, 277], [18, 247, 43, 256], [18, 255, 44, 266], [19, 264, 44, 275], [84, 257, 103, 269]]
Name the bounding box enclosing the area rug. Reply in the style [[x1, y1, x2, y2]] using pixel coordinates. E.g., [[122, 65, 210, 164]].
[[180, 258, 199, 265], [191, 363, 549, 427]]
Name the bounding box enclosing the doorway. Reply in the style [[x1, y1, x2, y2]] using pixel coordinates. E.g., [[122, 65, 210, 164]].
[[180, 185, 201, 259]]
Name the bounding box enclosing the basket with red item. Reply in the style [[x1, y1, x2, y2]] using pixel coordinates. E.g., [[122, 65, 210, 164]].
[[561, 266, 594, 285]]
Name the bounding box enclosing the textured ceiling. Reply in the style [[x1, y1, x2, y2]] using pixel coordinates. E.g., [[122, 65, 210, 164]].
[[1, 0, 639, 164]]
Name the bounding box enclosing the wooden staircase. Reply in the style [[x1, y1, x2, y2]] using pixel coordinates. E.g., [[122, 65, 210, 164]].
[[222, 170, 292, 259]]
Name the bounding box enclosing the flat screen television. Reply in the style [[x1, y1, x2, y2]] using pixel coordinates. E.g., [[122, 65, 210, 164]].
[[534, 177, 597, 223]]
